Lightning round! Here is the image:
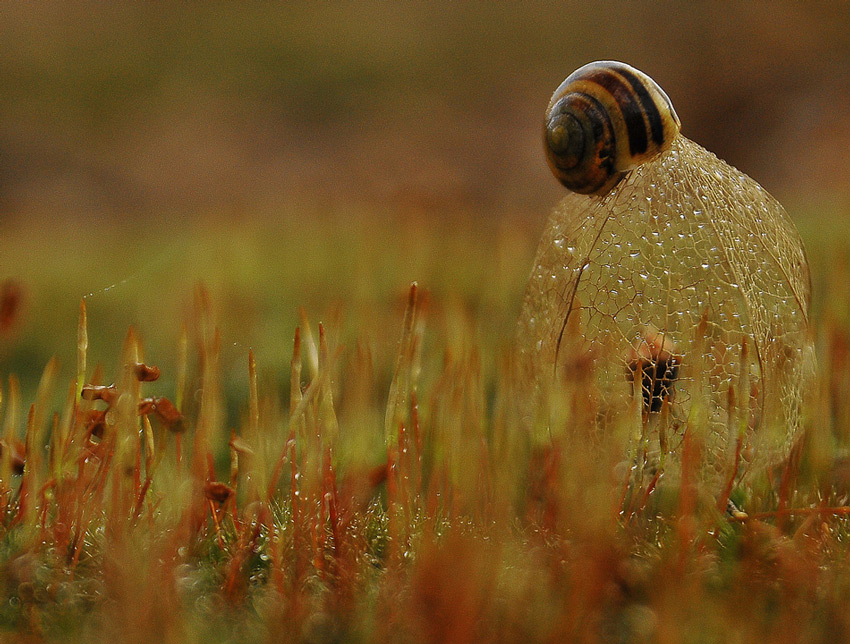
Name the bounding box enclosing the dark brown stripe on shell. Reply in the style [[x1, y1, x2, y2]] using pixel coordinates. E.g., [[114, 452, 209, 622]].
[[617, 66, 666, 146], [585, 68, 649, 156]]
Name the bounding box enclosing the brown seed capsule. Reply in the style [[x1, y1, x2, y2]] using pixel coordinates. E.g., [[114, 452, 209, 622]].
[[139, 396, 184, 432], [137, 398, 156, 416], [133, 362, 161, 382], [204, 481, 235, 504], [81, 384, 118, 405], [152, 396, 182, 426]]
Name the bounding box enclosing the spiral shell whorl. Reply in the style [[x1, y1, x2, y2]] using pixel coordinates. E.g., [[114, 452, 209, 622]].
[[545, 61, 681, 195]]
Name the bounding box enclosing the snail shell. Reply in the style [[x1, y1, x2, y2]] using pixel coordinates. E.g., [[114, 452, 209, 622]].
[[544, 61, 681, 195]]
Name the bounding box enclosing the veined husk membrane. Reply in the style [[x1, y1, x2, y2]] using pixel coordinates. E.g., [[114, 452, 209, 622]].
[[516, 135, 814, 493]]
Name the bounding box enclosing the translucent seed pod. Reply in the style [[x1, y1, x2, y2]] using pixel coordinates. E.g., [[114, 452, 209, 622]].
[[516, 61, 814, 492]]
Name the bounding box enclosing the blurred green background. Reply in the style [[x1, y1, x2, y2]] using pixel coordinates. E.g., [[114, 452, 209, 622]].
[[1, 2, 849, 400]]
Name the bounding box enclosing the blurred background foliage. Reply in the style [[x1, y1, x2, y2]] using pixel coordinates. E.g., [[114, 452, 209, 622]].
[[0, 1, 849, 401], [3, 2, 850, 216]]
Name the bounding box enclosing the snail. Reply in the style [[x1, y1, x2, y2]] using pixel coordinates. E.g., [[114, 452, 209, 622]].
[[543, 61, 680, 195], [517, 61, 814, 492]]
